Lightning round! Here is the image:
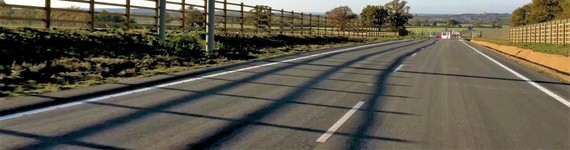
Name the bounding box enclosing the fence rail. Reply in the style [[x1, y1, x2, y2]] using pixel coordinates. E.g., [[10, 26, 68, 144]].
[[509, 19, 570, 45], [0, 0, 397, 38]]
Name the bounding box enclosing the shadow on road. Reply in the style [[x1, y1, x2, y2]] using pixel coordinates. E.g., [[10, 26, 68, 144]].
[[8, 40, 427, 149], [349, 40, 436, 149]]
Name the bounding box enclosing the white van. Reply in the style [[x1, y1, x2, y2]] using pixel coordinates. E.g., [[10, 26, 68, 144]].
[[441, 32, 451, 39]]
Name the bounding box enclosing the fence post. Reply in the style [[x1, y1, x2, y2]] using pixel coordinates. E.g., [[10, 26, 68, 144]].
[[317, 15, 320, 36], [300, 12, 304, 35], [291, 11, 294, 35], [126, 0, 131, 30], [45, 0, 51, 29], [240, 3, 244, 34], [89, 0, 95, 30], [203, 0, 207, 31], [181, 0, 186, 30], [309, 14, 312, 35], [324, 16, 329, 36], [255, 5, 259, 34], [268, 7, 272, 35], [280, 9, 284, 35], [223, 0, 227, 34], [562, 19, 569, 45]]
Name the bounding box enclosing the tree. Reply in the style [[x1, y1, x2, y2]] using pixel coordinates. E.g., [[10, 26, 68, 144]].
[[246, 5, 271, 32], [360, 5, 389, 30], [511, 4, 532, 27], [528, 0, 563, 24], [431, 21, 438, 27], [556, 0, 570, 19], [326, 6, 357, 31], [384, 0, 413, 35], [446, 18, 459, 27], [0, 0, 11, 16], [95, 10, 136, 28], [411, 19, 422, 26], [184, 6, 205, 28], [422, 19, 429, 26]]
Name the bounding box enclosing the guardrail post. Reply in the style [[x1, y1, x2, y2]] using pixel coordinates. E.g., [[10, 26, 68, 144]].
[[206, 0, 215, 52], [45, 0, 51, 29], [158, 0, 166, 40]]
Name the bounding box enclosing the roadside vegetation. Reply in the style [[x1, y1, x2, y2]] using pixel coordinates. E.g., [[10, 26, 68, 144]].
[[511, 0, 569, 27], [473, 38, 569, 56]]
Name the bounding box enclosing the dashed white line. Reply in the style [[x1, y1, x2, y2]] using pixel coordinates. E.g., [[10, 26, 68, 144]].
[[316, 101, 365, 143], [0, 40, 405, 122], [411, 53, 417, 57], [461, 41, 570, 108], [394, 65, 404, 72]]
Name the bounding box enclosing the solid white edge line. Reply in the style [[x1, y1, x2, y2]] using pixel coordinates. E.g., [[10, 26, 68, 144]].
[[460, 41, 570, 108], [316, 101, 365, 143], [394, 65, 404, 72], [0, 40, 405, 121]]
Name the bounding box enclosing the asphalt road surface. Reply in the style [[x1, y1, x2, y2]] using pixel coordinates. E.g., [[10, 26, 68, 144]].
[[0, 39, 568, 149]]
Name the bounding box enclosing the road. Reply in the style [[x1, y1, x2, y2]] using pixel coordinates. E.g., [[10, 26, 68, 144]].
[[0, 39, 568, 149]]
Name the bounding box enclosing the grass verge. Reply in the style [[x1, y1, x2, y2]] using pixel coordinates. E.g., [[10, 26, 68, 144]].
[[473, 38, 569, 56]]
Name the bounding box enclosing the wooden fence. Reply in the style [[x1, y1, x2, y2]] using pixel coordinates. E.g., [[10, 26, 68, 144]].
[[0, 0, 397, 38], [509, 19, 570, 45]]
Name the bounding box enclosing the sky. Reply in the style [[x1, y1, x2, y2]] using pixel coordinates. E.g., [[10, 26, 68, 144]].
[[5, 0, 531, 14]]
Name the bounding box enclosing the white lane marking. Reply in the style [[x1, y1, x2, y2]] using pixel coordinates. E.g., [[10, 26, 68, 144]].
[[0, 41, 405, 122], [412, 53, 417, 57], [316, 101, 365, 143], [461, 41, 570, 108], [394, 65, 404, 72]]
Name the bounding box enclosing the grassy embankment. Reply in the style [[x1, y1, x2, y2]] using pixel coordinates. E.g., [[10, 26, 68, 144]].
[[472, 38, 569, 57], [0, 27, 416, 100]]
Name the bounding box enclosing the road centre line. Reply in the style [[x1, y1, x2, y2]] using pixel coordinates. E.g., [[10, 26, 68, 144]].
[[461, 41, 570, 108], [394, 65, 404, 72], [0, 41, 404, 122], [316, 101, 365, 143]]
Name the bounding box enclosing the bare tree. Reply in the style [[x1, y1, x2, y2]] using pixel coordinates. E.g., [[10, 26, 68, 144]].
[[326, 6, 357, 31]]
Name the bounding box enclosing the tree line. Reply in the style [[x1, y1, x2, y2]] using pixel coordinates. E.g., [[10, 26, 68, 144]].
[[511, 0, 570, 27], [326, 0, 413, 35]]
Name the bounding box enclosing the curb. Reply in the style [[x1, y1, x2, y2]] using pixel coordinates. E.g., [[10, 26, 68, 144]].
[[0, 39, 409, 116]]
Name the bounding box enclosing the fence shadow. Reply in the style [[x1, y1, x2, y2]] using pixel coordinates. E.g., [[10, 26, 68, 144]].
[[14, 40, 424, 149]]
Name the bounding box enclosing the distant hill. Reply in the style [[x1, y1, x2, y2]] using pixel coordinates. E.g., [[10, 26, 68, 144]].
[[93, 8, 510, 25], [412, 13, 511, 25]]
